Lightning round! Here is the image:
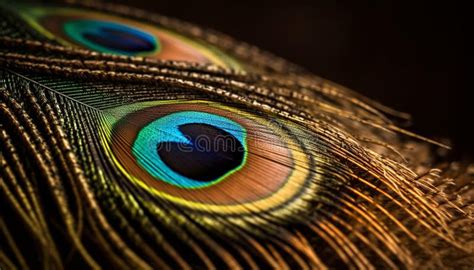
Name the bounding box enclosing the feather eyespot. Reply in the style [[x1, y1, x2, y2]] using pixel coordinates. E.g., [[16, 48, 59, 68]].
[[63, 20, 159, 56], [101, 100, 314, 215], [132, 110, 248, 189], [16, 6, 241, 68]]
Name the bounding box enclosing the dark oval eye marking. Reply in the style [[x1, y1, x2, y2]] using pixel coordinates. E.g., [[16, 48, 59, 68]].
[[103, 101, 313, 215], [64, 20, 158, 55], [157, 123, 245, 183], [15, 6, 242, 69], [131, 110, 248, 189]]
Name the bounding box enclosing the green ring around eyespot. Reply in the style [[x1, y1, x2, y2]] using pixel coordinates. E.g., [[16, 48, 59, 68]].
[[63, 19, 160, 56], [131, 111, 248, 189]]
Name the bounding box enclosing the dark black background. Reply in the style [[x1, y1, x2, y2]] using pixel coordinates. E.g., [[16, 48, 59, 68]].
[[118, 0, 471, 156]]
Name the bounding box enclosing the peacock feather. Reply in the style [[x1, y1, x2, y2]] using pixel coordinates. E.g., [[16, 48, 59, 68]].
[[0, 1, 472, 269]]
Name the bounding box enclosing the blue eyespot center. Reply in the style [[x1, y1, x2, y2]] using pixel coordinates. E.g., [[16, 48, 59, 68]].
[[64, 20, 158, 55], [132, 111, 248, 188], [157, 123, 245, 182]]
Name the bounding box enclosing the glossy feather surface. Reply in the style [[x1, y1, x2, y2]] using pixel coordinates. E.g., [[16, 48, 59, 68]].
[[0, 1, 472, 269]]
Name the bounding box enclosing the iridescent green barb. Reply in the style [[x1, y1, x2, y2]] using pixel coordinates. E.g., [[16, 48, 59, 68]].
[[0, 1, 473, 269]]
